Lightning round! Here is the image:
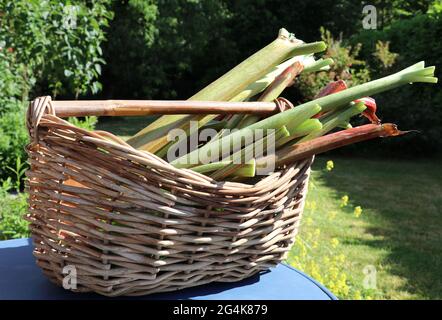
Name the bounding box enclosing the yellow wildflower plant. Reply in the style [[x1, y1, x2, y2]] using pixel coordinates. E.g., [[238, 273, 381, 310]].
[[340, 195, 349, 207], [354, 206, 363, 218], [331, 238, 340, 248], [326, 160, 334, 171], [328, 211, 337, 220]]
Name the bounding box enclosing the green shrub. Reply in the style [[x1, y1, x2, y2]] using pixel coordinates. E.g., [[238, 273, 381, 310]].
[[68, 116, 98, 131], [296, 28, 371, 101], [0, 44, 29, 110], [0, 0, 107, 180], [0, 178, 29, 240], [0, 107, 98, 183], [0, 104, 28, 181], [0, 0, 113, 99]]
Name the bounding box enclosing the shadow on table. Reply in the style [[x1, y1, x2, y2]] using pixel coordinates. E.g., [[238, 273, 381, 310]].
[[0, 238, 263, 300]]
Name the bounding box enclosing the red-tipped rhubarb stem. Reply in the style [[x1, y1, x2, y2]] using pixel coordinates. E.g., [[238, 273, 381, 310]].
[[354, 97, 381, 124], [313, 80, 348, 118], [258, 123, 408, 168]]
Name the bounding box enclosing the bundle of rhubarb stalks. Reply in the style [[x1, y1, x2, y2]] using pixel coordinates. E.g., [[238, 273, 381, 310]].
[[124, 28, 437, 181]]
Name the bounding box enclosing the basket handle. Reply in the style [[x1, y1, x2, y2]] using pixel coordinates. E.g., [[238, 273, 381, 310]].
[[50, 99, 291, 117], [26, 96, 56, 143], [26, 96, 295, 142]]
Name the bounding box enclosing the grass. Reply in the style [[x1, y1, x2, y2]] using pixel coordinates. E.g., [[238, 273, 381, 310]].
[[95, 116, 442, 299], [96, 115, 158, 140], [288, 156, 442, 299]]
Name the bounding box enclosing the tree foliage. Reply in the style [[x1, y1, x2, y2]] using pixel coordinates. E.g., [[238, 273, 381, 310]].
[[0, 0, 112, 180], [0, 0, 113, 98]]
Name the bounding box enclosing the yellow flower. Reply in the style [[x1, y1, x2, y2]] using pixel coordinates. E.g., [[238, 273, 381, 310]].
[[331, 238, 340, 248], [306, 200, 317, 212], [299, 244, 307, 258], [336, 254, 346, 264], [340, 195, 349, 207], [353, 290, 362, 300], [312, 240, 319, 249], [328, 266, 339, 279], [328, 211, 337, 220], [313, 228, 321, 238], [354, 206, 363, 218], [305, 217, 313, 226], [326, 160, 334, 171]]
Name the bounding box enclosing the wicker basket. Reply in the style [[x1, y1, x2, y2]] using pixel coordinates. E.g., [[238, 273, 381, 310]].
[[25, 96, 313, 297]]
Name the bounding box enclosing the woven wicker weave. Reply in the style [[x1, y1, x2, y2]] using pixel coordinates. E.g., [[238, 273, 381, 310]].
[[25, 96, 313, 297]]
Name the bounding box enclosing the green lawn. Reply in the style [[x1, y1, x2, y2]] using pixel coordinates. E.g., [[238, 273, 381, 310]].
[[95, 117, 442, 299], [96, 115, 158, 140], [289, 157, 442, 299]]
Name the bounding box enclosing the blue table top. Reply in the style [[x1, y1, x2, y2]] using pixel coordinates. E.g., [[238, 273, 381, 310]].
[[0, 238, 336, 300]]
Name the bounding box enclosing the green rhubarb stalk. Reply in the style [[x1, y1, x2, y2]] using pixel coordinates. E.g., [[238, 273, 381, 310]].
[[191, 161, 231, 174], [298, 102, 366, 143], [228, 126, 289, 163], [150, 44, 331, 157], [159, 113, 246, 159], [302, 58, 334, 73], [214, 114, 246, 139], [166, 41, 324, 154], [127, 29, 325, 153], [209, 126, 290, 180], [290, 61, 437, 115], [277, 118, 323, 146], [190, 37, 325, 102], [238, 61, 304, 129], [232, 159, 256, 178], [254, 60, 436, 152], [192, 159, 256, 177], [230, 56, 333, 102], [192, 125, 289, 173], [235, 58, 333, 130], [172, 104, 321, 168], [155, 119, 231, 159]]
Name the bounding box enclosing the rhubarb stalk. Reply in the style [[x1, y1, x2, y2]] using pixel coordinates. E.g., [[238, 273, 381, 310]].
[[127, 29, 326, 153], [258, 123, 408, 168]]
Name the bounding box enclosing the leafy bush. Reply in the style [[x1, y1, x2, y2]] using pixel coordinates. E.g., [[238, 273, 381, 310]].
[[0, 178, 29, 240], [296, 28, 371, 101], [0, 0, 113, 99], [351, 13, 442, 155], [68, 116, 98, 131], [0, 103, 28, 181], [0, 108, 98, 183], [0, 0, 107, 181], [0, 44, 29, 110]]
